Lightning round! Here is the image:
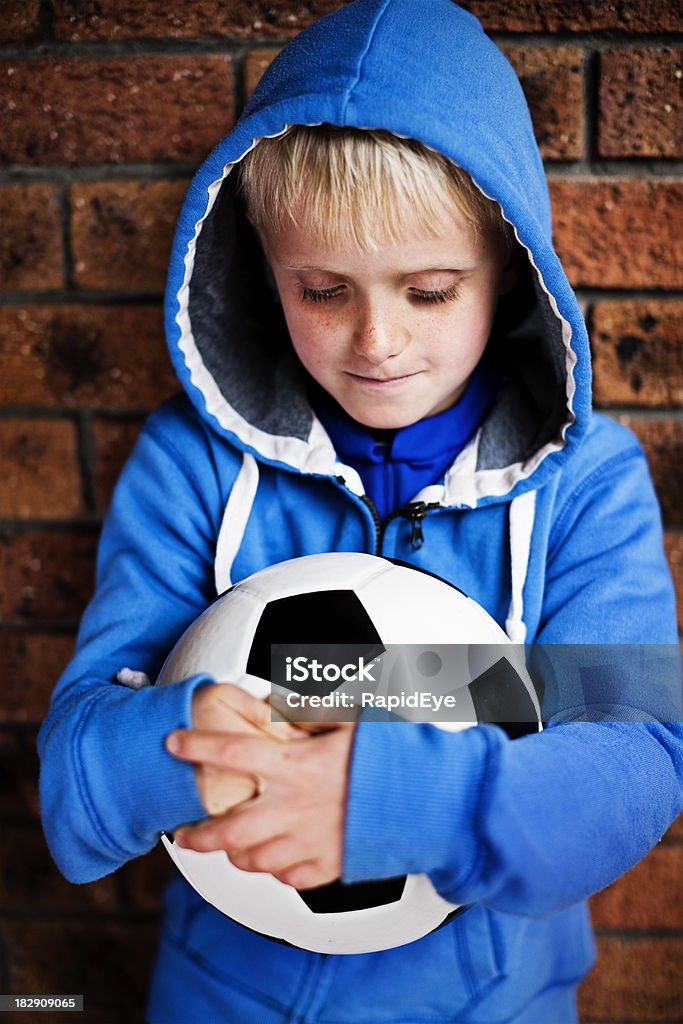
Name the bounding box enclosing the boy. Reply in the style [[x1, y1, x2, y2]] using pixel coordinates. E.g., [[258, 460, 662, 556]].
[[39, 2, 682, 1022]]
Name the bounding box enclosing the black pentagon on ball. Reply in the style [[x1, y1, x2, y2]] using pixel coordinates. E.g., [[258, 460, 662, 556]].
[[246, 589, 384, 697], [469, 657, 541, 739]]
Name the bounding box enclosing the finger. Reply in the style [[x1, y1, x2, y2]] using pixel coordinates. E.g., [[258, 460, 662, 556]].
[[200, 767, 259, 816], [201, 684, 303, 742], [166, 728, 302, 774], [277, 860, 340, 890], [229, 834, 304, 875], [197, 799, 290, 853], [288, 720, 356, 734], [174, 815, 286, 855]]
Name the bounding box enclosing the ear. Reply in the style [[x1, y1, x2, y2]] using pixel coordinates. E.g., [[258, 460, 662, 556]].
[[498, 246, 523, 296]]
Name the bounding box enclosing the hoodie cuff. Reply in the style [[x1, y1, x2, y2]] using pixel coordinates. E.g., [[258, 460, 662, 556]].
[[343, 721, 494, 891], [79, 674, 213, 857]]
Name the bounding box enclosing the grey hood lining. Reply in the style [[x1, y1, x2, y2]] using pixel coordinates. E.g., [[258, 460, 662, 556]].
[[177, 140, 576, 497]]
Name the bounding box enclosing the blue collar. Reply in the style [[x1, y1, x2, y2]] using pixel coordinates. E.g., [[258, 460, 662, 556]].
[[310, 363, 499, 518]]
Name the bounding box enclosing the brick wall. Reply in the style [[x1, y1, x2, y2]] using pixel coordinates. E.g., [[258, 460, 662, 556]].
[[1, 2, 681, 1021]]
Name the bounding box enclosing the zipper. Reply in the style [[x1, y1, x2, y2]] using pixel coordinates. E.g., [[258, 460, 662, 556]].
[[359, 494, 441, 555]]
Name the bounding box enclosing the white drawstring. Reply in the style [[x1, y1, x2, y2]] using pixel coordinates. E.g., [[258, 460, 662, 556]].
[[505, 488, 536, 644], [214, 452, 260, 594]]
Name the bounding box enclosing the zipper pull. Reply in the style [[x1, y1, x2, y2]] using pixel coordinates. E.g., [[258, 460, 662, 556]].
[[407, 503, 428, 550]]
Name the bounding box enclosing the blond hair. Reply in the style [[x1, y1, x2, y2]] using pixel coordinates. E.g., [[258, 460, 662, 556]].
[[237, 124, 515, 255]]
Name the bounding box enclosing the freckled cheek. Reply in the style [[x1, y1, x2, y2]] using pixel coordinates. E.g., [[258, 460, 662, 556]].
[[287, 311, 347, 371]]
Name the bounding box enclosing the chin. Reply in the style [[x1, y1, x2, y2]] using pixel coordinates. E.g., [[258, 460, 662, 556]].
[[344, 403, 421, 431]]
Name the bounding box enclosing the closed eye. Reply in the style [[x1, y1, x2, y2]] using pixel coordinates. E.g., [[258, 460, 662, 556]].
[[410, 284, 461, 304], [298, 285, 345, 303]]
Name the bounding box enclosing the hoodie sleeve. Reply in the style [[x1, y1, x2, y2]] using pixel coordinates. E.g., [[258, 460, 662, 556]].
[[38, 397, 238, 883], [343, 428, 683, 916]]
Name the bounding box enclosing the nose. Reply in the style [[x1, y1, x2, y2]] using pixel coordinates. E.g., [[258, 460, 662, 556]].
[[352, 300, 410, 366]]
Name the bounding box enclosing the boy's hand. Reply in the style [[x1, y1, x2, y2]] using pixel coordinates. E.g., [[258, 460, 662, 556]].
[[165, 718, 356, 890], [182, 682, 303, 815]]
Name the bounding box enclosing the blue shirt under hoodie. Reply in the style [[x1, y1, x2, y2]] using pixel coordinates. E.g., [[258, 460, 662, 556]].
[[311, 365, 499, 521], [37, 2, 682, 1023]]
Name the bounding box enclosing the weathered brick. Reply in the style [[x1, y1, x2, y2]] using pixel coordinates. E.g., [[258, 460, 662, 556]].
[[53, 0, 346, 41], [0, 420, 82, 519], [1, 56, 234, 166], [590, 845, 683, 929], [461, 0, 683, 33], [0, 631, 75, 723], [0, 529, 98, 624], [578, 936, 683, 1020], [0, 728, 40, 818], [244, 47, 282, 100], [1, 304, 177, 409], [591, 301, 683, 408], [3, 918, 158, 1011], [664, 532, 683, 631], [71, 180, 188, 291], [0, 1, 42, 44], [0, 824, 119, 912], [0, 184, 63, 291], [550, 179, 683, 289], [504, 46, 584, 160], [599, 48, 683, 159], [120, 842, 174, 913], [619, 418, 683, 527], [91, 418, 144, 513]]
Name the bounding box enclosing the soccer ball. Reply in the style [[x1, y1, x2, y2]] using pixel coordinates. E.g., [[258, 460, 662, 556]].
[[156, 551, 541, 954]]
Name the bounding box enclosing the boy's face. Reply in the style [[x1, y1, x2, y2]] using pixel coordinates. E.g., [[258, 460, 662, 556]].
[[262, 207, 516, 430]]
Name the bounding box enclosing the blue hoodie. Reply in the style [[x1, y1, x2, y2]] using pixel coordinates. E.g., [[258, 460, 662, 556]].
[[38, 2, 682, 1022]]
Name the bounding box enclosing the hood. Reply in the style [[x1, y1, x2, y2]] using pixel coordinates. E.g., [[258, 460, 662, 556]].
[[164, 0, 591, 509]]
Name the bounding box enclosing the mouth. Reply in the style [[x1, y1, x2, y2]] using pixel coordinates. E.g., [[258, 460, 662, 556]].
[[345, 371, 419, 387]]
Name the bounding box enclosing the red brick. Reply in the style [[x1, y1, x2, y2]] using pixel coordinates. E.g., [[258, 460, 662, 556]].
[[0, 728, 41, 818], [0, 304, 177, 409], [599, 48, 683, 159], [3, 918, 158, 1011], [0, 184, 63, 291], [591, 301, 683, 408], [0, 420, 82, 519], [590, 845, 683, 929], [0, 631, 75, 723], [504, 46, 584, 160], [0, 529, 98, 624], [550, 179, 683, 289], [53, 0, 346, 41], [91, 418, 144, 513], [578, 936, 683, 1020], [663, 532, 683, 631], [0, 1, 42, 44], [71, 180, 188, 291], [619, 418, 683, 527], [1, 56, 234, 166], [0, 824, 119, 913], [244, 47, 282, 100], [461, 0, 683, 33], [120, 841, 174, 912]]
